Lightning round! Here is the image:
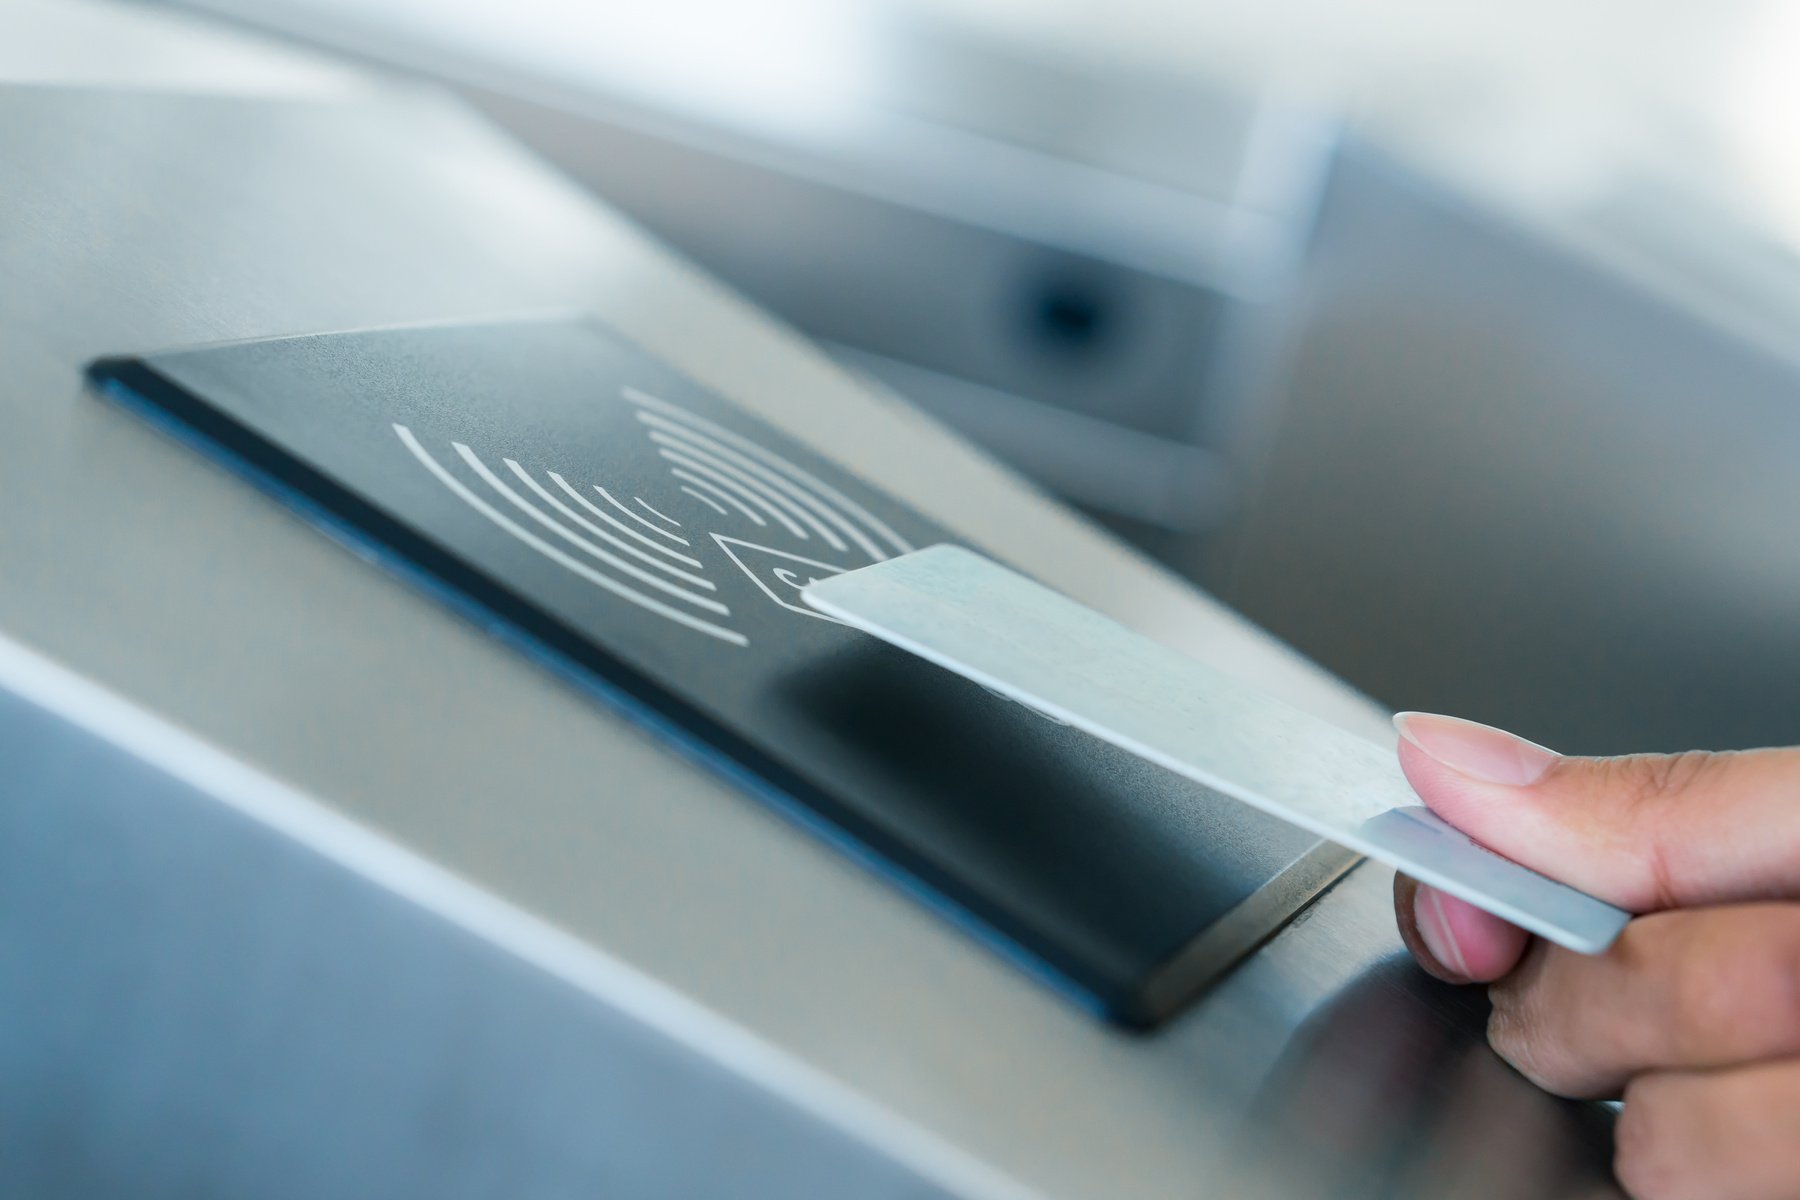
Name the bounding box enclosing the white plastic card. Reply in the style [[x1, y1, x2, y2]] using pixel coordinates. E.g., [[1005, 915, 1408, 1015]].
[[804, 546, 1631, 955]]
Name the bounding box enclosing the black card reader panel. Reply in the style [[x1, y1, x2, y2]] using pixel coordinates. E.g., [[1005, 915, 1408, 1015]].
[[90, 318, 1336, 1026]]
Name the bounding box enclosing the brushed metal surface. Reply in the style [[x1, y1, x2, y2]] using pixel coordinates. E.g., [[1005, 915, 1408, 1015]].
[[0, 632, 992, 1200], [1204, 145, 1800, 754], [0, 4, 1621, 1196]]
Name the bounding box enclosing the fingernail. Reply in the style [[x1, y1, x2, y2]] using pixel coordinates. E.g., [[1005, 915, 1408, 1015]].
[[1393, 711, 1559, 786], [1413, 883, 1473, 979]]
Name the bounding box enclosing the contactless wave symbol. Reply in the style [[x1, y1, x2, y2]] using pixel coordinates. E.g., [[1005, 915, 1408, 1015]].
[[621, 386, 912, 565], [391, 385, 912, 646], [394, 423, 748, 646], [620, 384, 914, 627]]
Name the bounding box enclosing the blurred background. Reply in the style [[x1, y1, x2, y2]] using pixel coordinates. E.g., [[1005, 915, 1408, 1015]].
[[133, 0, 1800, 753]]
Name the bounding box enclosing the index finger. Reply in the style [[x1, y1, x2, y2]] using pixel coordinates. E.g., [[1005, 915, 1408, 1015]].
[[1394, 713, 1800, 912]]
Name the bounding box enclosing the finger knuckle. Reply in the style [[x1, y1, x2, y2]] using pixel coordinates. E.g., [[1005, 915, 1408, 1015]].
[[1606, 751, 1732, 908], [1771, 928, 1800, 1054], [1485, 991, 1526, 1059], [1666, 960, 1754, 1060], [1666, 911, 1800, 1062], [1637, 749, 1722, 802], [1485, 946, 1585, 1092], [1615, 1077, 1695, 1200], [1729, 915, 1800, 1057], [1486, 991, 1573, 1094]]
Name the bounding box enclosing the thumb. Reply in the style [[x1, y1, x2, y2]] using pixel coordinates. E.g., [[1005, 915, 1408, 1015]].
[[1394, 712, 1800, 912]]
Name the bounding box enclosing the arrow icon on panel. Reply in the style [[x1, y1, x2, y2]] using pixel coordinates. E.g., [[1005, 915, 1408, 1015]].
[[711, 535, 849, 623]]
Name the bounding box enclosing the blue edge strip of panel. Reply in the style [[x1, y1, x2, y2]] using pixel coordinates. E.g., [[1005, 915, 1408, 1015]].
[[90, 371, 1110, 1024]]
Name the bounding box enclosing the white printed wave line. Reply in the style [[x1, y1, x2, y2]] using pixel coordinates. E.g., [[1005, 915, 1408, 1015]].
[[455, 444, 728, 615], [657, 447, 806, 540], [670, 470, 763, 525], [510, 462, 715, 589], [635, 497, 683, 528], [645, 430, 841, 551], [392, 426, 746, 646], [594, 485, 689, 546], [552, 475, 704, 567], [622, 386, 912, 559], [680, 485, 729, 517], [634, 409, 875, 560]]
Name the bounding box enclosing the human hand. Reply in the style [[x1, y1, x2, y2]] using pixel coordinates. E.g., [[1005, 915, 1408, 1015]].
[[1389, 712, 1800, 1200]]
